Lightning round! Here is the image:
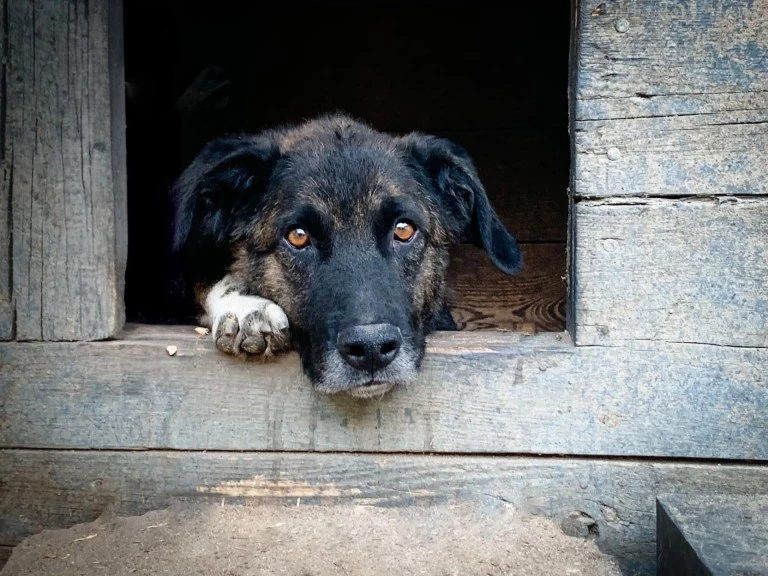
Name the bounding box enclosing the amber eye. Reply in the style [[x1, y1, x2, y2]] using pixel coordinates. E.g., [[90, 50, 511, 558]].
[[286, 228, 310, 249], [393, 220, 416, 243]]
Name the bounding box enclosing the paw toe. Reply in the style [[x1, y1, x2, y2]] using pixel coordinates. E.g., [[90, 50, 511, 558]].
[[240, 313, 268, 354], [210, 297, 292, 357], [265, 303, 290, 331], [267, 324, 292, 352], [215, 313, 240, 354]]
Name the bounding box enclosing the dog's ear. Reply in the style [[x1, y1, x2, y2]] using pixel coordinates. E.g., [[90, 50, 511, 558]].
[[171, 135, 279, 252], [398, 134, 522, 275]]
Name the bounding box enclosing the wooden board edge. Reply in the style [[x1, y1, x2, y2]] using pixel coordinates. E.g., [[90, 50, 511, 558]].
[[0, 0, 11, 341], [1, 327, 767, 458], [106, 0, 127, 340]]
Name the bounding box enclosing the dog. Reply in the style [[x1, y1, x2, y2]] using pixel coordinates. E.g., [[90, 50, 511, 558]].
[[171, 114, 521, 398]]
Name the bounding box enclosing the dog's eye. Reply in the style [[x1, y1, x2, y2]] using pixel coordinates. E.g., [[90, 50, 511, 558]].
[[286, 228, 311, 249], [393, 220, 416, 243]]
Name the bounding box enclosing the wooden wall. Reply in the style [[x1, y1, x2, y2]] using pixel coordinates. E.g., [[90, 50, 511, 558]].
[[570, 0, 768, 346], [0, 1, 766, 575], [1, 326, 767, 575]]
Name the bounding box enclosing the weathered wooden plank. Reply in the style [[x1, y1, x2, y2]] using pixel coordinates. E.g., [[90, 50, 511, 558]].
[[657, 495, 768, 576], [108, 0, 128, 333], [575, 0, 768, 119], [1, 450, 767, 575], [0, 0, 10, 341], [448, 243, 566, 333], [6, 0, 126, 341], [573, 111, 768, 198], [0, 166, 10, 341], [574, 197, 768, 347], [1, 326, 766, 458], [572, 0, 768, 198]]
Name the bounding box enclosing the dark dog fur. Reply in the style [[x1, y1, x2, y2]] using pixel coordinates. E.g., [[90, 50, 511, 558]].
[[172, 114, 521, 397]]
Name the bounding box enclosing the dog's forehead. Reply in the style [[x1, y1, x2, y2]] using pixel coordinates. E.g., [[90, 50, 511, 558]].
[[275, 136, 417, 218]]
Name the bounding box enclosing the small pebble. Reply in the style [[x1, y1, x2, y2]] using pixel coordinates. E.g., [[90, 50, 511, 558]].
[[166, 345, 178, 356], [194, 327, 210, 336]]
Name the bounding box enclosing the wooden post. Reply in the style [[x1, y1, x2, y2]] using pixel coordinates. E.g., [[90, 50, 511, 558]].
[[2, 0, 126, 341]]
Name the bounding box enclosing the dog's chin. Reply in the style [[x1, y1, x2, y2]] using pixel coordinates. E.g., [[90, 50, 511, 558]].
[[311, 345, 419, 398], [345, 381, 398, 399]]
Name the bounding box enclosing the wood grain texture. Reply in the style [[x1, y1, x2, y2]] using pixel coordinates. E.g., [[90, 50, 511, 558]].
[[1, 450, 767, 574], [448, 243, 566, 333], [573, 197, 768, 347], [657, 495, 768, 576], [108, 0, 128, 328], [573, 110, 768, 198], [0, 0, 10, 340], [575, 0, 768, 118], [6, 0, 126, 341], [1, 326, 766, 458], [572, 0, 768, 197], [0, 164, 10, 341]]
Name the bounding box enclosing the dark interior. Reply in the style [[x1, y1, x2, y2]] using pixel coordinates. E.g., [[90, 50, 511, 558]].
[[124, 1, 570, 331]]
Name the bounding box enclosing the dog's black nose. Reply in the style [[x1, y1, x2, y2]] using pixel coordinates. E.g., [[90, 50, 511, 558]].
[[337, 323, 402, 372]]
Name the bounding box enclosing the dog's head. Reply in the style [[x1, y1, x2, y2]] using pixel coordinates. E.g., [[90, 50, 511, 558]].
[[172, 115, 521, 397]]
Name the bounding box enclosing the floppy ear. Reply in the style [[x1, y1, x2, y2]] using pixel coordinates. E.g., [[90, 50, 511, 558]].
[[398, 134, 522, 275], [171, 134, 279, 253]]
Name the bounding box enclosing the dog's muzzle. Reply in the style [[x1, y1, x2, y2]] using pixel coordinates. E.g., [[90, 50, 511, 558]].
[[311, 322, 417, 398]]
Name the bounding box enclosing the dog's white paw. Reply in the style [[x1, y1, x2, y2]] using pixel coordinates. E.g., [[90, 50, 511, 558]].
[[205, 280, 291, 357]]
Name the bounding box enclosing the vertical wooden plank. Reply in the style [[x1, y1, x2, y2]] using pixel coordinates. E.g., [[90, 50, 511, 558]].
[[6, 0, 125, 341], [109, 0, 127, 325], [566, 0, 580, 341], [0, 0, 11, 339]]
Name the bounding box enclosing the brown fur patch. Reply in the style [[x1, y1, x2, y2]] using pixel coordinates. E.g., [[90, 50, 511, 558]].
[[251, 201, 282, 250], [412, 245, 449, 323], [274, 116, 360, 153], [254, 254, 299, 320]]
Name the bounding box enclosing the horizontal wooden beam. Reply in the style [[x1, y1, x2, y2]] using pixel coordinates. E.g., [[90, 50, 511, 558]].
[[1, 449, 766, 574], [573, 197, 768, 347], [1, 325, 766, 458], [575, 0, 768, 119], [573, 111, 768, 198]]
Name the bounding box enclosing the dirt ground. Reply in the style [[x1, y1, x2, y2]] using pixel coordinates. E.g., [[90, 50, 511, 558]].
[[2, 502, 622, 576]]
